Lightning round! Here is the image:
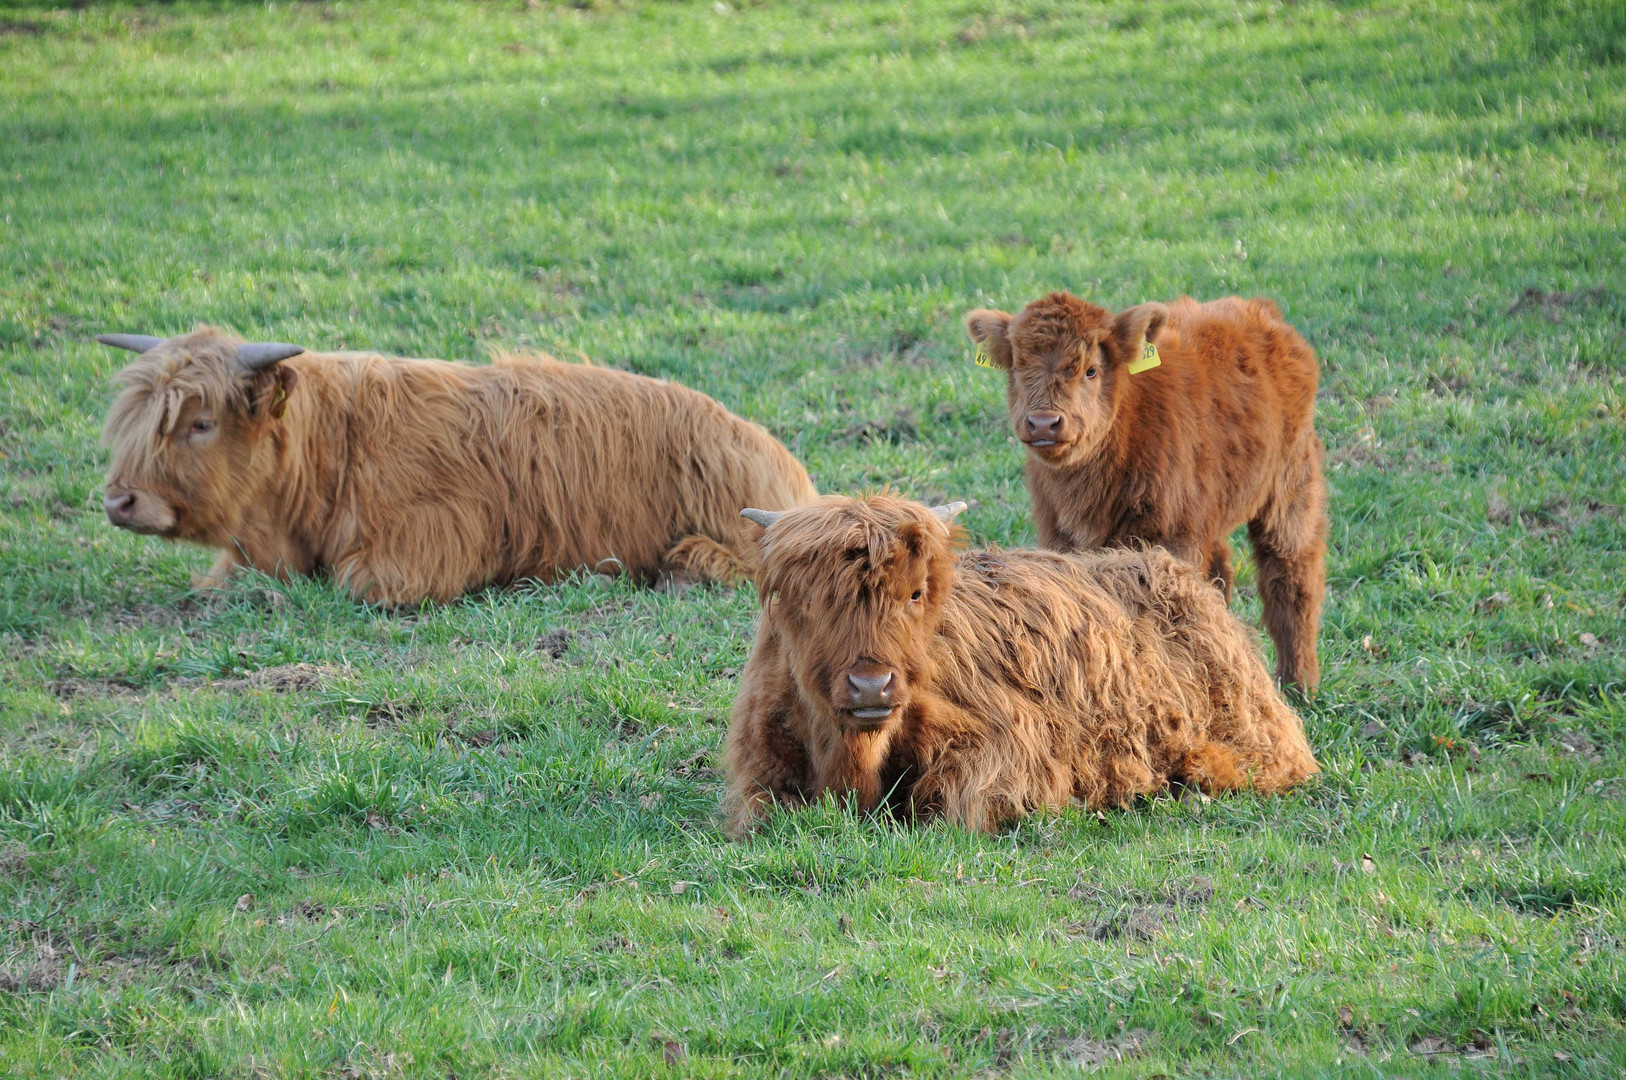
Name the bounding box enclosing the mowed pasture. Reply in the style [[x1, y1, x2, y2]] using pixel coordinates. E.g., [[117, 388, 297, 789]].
[[1, 0, 1623, 1075]]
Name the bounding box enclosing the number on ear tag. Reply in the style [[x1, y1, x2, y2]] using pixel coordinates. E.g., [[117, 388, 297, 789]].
[[1126, 338, 1161, 375], [973, 343, 998, 369]]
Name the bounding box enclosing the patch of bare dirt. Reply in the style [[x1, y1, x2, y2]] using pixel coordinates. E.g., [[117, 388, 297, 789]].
[[670, 748, 720, 782], [335, 1051, 414, 1080], [1557, 730, 1604, 763], [1059, 874, 1214, 942], [215, 663, 348, 693], [1326, 427, 1384, 471], [1070, 905, 1166, 942], [0, 844, 29, 879], [839, 408, 919, 445], [278, 898, 334, 926], [108, 598, 204, 630], [1160, 874, 1214, 907], [1056, 1027, 1153, 1068], [361, 697, 420, 727], [1409, 1031, 1499, 1060], [47, 675, 145, 699], [0, 943, 62, 993], [92, 945, 223, 988], [1486, 494, 1620, 534], [1508, 286, 1610, 319], [535, 628, 575, 658]]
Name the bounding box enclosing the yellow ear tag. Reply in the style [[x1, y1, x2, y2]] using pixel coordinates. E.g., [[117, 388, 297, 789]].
[[1126, 338, 1161, 375], [973, 342, 998, 369]]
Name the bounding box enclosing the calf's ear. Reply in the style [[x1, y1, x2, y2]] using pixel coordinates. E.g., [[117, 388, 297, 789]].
[[964, 309, 1014, 370], [1110, 302, 1170, 358]]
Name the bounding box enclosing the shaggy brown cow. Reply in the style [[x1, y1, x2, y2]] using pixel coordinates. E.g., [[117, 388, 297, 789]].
[[97, 328, 817, 604], [721, 494, 1319, 836], [965, 292, 1328, 688]]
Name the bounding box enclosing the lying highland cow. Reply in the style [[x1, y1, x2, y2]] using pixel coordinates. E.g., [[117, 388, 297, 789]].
[[97, 329, 816, 605], [722, 495, 1318, 836], [965, 292, 1328, 687]]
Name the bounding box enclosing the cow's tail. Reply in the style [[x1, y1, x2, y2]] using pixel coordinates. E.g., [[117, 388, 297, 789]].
[[659, 534, 758, 588]]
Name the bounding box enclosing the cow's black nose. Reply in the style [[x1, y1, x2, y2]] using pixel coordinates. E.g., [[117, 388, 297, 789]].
[[104, 492, 136, 525], [1024, 411, 1064, 443], [846, 671, 895, 709]]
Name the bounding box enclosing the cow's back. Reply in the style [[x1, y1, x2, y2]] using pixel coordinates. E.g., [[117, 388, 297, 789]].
[[482, 356, 816, 582], [292, 350, 814, 598], [925, 545, 1300, 806]]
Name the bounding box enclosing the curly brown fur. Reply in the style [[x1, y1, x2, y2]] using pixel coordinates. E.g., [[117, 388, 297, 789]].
[[101, 328, 817, 605], [722, 494, 1320, 836], [965, 292, 1328, 688]]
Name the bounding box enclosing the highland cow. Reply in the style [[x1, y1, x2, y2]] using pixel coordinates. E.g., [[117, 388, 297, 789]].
[[97, 329, 817, 605], [965, 292, 1328, 688], [722, 495, 1319, 836]]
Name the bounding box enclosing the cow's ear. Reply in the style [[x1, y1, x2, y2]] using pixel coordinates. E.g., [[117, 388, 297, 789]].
[[1109, 302, 1170, 360], [250, 365, 298, 421], [270, 366, 298, 419], [965, 309, 1014, 370]]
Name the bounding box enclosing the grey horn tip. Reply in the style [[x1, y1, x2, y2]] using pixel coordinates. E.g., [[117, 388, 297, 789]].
[[235, 343, 305, 371], [740, 508, 785, 529], [96, 334, 166, 353], [931, 501, 969, 523]]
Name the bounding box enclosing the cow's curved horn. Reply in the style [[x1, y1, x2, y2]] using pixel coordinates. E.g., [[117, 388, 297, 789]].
[[235, 343, 305, 372], [740, 508, 784, 529], [930, 501, 968, 523], [96, 334, 166, 353]]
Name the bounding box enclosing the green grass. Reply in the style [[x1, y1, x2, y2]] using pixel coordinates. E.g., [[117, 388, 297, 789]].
[[1, 0, 1624, 1075]]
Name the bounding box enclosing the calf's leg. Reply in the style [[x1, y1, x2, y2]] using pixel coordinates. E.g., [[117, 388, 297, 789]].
[[1247, 443, 1328, 689], [1207, 539, 1235, 602]]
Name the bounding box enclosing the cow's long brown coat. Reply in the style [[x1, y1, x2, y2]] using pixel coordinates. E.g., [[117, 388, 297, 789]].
[[722, 495, 1319, 836], [965, 293, 1328, 687], [101, 329, 817, 604]]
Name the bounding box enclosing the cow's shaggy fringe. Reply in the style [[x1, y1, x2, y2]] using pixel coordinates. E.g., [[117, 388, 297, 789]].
[[966, 293, 1328, 687], [102, 328, 816, 604], [723, 494, 1319, 836]]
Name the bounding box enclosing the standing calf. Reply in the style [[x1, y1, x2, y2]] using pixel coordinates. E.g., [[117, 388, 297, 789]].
[[98, 329, 817, 605], [965, 292, 1328, 688], [722, 495, 1319, 836]]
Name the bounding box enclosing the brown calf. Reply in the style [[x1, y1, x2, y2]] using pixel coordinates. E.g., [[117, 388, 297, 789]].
[[722, 494, 1319, 835], [965, 292, 1328, 688], [98, 329, 817, 605]]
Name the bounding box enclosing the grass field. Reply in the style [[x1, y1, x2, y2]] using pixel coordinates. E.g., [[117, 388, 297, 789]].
[[2, 0, 1624, 1075]]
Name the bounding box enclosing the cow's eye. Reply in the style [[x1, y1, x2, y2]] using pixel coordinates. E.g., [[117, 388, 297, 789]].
[[909, 589, 923, 602], [188, 418, 215, 436], [1085, 365, 1099, 379]]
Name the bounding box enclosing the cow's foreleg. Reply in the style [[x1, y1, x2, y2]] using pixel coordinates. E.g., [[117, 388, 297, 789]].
[[191, 550, 241, 591], [659, 534, 754, 588], [722, 703, 813, 838]]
